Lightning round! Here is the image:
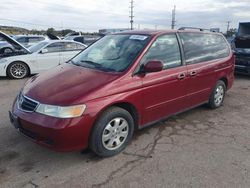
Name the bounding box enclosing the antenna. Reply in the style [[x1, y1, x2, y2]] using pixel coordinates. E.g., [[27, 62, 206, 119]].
[[129, 0, 134, 30]]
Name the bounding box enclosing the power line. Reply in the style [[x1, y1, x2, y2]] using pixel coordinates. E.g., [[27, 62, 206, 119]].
[[129, 0, 134, 30], [0, 18, 54, 28], [0, 18, 87, 30], [171, 5, 176, 29]]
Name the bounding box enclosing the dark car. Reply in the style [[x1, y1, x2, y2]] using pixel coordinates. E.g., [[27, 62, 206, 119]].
[[232, 22, 250, 75], [9, 29, 234, 157]]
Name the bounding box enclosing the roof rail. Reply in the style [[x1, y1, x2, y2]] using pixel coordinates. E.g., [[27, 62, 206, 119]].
[[178, 27, 215, 32]]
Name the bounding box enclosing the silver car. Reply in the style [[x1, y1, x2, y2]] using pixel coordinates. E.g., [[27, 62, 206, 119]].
[[0, 35, 47, 53]]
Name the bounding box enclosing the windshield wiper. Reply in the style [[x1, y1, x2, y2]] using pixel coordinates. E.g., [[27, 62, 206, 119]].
[[80, 60, 102, 68], [73, 60, 117, 72], [97, 66, 117, 72]]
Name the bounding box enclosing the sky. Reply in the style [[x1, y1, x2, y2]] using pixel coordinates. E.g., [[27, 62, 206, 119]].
[[0, 0, 250, 32]]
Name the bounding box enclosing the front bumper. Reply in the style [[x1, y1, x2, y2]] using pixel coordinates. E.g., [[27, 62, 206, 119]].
[[235, 64, 250, 75], [235, 55, 250, 75], [9, 99, 95, 152]]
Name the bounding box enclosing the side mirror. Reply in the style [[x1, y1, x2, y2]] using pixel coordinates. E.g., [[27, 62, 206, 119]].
[[40, 49, 48, 54], [143, 60, 163, 73]]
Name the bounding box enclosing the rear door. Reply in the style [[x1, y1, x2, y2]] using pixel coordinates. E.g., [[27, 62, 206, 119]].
[[36, 42, 63, 72], [178, 32, 230, 106], [140, 34, 188, 125]]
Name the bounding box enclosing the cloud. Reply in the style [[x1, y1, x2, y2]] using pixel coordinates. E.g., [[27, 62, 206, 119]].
[[0, 0, 249, 32]]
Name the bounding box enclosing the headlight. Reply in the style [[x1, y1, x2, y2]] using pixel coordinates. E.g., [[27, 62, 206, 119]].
[[0, 59, 8, 64], [36, 104, 86, 118]]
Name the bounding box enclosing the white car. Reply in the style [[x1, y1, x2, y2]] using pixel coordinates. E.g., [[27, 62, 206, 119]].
[[0, 36, 86, 79]]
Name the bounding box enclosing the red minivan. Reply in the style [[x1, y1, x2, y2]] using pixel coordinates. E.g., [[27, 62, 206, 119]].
[[9, 29, 234, 157]]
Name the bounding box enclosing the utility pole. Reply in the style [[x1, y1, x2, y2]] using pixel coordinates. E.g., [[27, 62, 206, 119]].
[[226, 21, 231, 36], [171, 5, 176, 29], [129, 0, 134, 30]]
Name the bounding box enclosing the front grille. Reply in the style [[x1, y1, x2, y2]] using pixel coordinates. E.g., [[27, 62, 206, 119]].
[[19, 126, 37, 140], [236, 57, 250, 61], [18, 93, 39, 112]]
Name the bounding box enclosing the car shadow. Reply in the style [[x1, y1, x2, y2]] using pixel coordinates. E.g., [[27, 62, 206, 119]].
[[0, 76, 10, 80], [235, 74, 250, 80], [0, 75, 33, 81]]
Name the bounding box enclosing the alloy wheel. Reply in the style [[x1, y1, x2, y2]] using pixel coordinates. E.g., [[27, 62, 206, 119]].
[[10, 63, 27, 79]]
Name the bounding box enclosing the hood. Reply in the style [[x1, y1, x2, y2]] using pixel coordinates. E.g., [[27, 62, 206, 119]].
[[237, 22, 250, 38], [22, 63, 120, 105], [0, 31, 30, 53], [234, 23, 250, 51]]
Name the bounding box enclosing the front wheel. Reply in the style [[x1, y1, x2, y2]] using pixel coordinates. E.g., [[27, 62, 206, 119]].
[[208, 80, 226, 109], [90, 107, 134, 157], [7, 62, 29, 79]]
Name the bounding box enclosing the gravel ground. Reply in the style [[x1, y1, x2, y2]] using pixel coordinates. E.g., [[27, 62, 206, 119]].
[[0, 75, 250, 188]]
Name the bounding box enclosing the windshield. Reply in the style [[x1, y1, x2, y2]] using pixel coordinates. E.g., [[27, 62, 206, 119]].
[[70, 34, 150, 72], [28, 41, 49, 53], [12, 36, 21, 40]]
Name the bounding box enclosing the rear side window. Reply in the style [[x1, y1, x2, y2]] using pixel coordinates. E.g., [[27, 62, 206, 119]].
[[62, 42, 85, 51], [63, 42, 77, 51], [141, 34, 182, 69], [75, 43, 86, 50], [179, 33, 230, 64]]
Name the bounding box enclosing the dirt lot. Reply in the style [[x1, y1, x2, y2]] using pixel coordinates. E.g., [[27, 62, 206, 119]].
[[0, 75, 250, 188]]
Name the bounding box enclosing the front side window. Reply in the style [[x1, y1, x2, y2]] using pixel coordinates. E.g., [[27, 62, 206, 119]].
[[71, 34, 151, 72], [141, 34, 182, 69], [179, 33, 230, 64], [45, 42, 63, 53], [28, 41, 49, 53]]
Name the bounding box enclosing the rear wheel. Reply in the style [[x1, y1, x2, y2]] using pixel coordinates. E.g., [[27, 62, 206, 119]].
[[7, 62, 29, 79], [90, 107, 134, 157], [208, 80, 226, 109], [2, 47, 14, 54]]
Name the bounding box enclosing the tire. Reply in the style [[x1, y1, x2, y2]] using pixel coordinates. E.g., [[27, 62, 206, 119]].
[[208, 80, 226, 109], [7, 62, 29, 79], [90, 107, 134, 157], [2, 47, 14, 53]]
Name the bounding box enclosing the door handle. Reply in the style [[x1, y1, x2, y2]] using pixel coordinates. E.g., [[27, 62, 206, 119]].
[[189, 70, 197, 77], [177, 73, 186, 80]]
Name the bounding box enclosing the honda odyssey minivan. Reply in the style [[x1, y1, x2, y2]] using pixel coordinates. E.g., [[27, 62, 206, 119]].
[[9, 29, 234, 157]]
